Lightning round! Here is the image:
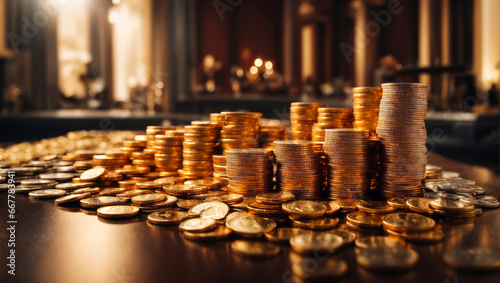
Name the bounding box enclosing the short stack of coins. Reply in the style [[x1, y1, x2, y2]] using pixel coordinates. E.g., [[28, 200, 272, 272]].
[[324, 129, 370, 199], [290, 102, 325, 140], [352, 86, 383, 138], [259, 125, 287, 149], [273, 140, 322, 199], [220, 112, 261, 151], [212, 154, 228, 188], [225, 149, 273, 196], [312, 108, 354, 142], [153, 133, 183, 173], [376, 83, 428, 198], [146, 126, 176, 149], [180, 121, 220, 179]]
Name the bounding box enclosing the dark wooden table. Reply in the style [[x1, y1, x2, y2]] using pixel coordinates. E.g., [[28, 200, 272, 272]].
[[1, 154, 500, 283]]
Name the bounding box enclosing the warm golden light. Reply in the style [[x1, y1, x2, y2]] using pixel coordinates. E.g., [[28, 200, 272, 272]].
[[254, 58, 263, 67], [265, 61, 273, 69], [250, 66, 259, 75]]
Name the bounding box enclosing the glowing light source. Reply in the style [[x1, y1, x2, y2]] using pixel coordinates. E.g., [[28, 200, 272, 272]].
[[254, 58, 263, 67], [250, 66, 258, 75], [264, 61, 273, 69]]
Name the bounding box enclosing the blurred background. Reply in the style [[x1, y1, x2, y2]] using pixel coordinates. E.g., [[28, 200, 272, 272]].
[[0, 0, 498, 172]]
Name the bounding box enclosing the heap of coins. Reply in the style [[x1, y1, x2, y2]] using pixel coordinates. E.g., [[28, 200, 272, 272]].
[[225, 149, 273, 196], [180, 122, 220, 179], [273, 141, 322, 199], [324, 129, 370, 199], [220, 112, 261, 151], [352, 87, 383, 137], [153, 132, 183, 173], [290, 102, 325, 140], [212, 154, 228, 187], [312, 108, 354, 142], [259, 125, 287, 149], [376, 83, 428, 199]]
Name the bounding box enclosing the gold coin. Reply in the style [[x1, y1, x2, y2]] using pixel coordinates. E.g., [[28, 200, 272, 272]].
[[387, 197, 411, 209], [382, 213, 435, 232], [73, 187, 100, 195], [322, 201, 341, 215], [147, 210, 189, 225], [206, 193, 243, 204], [55, 192, 91, 204], [264, 228, 310, 243], [80, 196, 128, 208], [188, 201, 229, 220], [231, 240, 280, 259], [256, 192, 295, 204], [290, 232, 343, 255], [182, 226, 232, 241], [356, 246, 419, 270], [327, 229, 357, 245], [282, 200, 326, 218], [29, 189, 66, 199], [131, 193, 166, 204], [290, 252, 348, 279], [97, 205, 139, 219], [346, 212, 384, 228], [384, 228, 444, 243], [179, 217, 217, 232], [177, 199, 204, 209], [429, 198, 475, 213], [330, 199, 363, 211], [291, 217, 340, 230], [406, 198, 434, 214], [80, 168, 107, 181], [226, 215, 276, 238], [357, 201, 397, 214], [355, 236, 405, 249], [116, 189, 152, 198], [444, 247, 500, 271]]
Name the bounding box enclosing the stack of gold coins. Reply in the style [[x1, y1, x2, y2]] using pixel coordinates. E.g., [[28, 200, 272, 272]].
[[180, 122, 219, 179], [92, 150, 130, 170], [290, 102, 325, 140], [312, 142, 328, 189], [312, 108, 353, 142], [273, 140, 322, 199], [376, 83, 428, 199], [210, 113, 225, 127], [146, 126, 169, 149], [352, 87, 383, 138], [324, 129, 370, 199], [225, 149, 273, 196], [259, 125, 287, 149], [120, 139, 146, 156], [212, 154, 228, 188], [425, 164, 443, 180], [131, 151, 155, 168], [153, 134, 183, 173], [220, 112, 261, 151]]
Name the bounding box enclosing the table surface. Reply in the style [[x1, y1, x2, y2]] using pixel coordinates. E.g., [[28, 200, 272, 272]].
[[1, 153, 500, 283]]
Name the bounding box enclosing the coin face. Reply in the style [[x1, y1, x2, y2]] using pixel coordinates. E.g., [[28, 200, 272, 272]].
[[322, 202, 341, 215], [226, 215, 276, 237], [387, 197, 410, 209], [131, 193, 166, 204], [358, 201, 397, 214], [177, 199, 204, 209], [97, 205, 140, 219], [382, 213, 435, 232], [429, 198, 475, 213], [356, 246, 419, 270], [291, 217, 340, 230], [80, 196, 127, 208], [346, 212, 384, 228], [29, 189, 67, 199], [231, 240, 280, 258], [290, 232, 343, 255], [406, 198, 434, 214], [80, 168, 107, 181], [206, 193, 243, 204], [182, 226, 232, 241], [444, 247, 500, 271], [256, 192, 295, 204], [264, 228, 310, 243], [328, 230, 357, 245], [355, 236, 405, 249], [55, 192, 91, 204], [147, 211, 189, 225], [179, 218, 217, 232], [282, 200, 327, 218], [188, 201, 229, 220], [330, 199, 363, 210]]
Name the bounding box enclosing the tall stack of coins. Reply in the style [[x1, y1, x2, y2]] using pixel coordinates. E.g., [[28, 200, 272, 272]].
[[220, 112, 261, 151], [312, 108, 353, 142], [376, 83, 428, 198], [290, 102, 325, 140], [273, 141, 322, 199], [225, 149, 273, 196], [312, 142, 328, 189], [212, 154, 228, 187], [180, 122, 219, 179], [324, 129, 370, 199], [153, 133, 183, 173], [259, 125, 287, 149], [352, 87, 383, 138]]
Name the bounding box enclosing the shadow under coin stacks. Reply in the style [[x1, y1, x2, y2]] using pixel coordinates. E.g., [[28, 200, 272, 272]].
[[312, 108, 354, 142], [352, 87, 383, 138], [180, 121, 220, 179], [225, 149, 273, 196], [324, 129, 370, 199], [376, 83, 428, 198], [220, 112, 261, 151], [273, 141, 322, 199], [290, 102, 325, 140]]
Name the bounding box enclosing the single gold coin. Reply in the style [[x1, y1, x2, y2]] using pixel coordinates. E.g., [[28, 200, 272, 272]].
[[429, 198, 475, 213], [226, 215, 276, 238], [231, 240, 281, 259], [290, 232, 343, 255], [116, 189, 152, 198], [188, 201, 229, 220], [206, 193, 243, 204], [330, 199, 363, 211], [256, 192, 295, 204], [444, 247, 500, 271], [387, 197, 410, 209], [355, 236, 405, 249], [264, 228, 310, 243], [80, 168, 107, 181], [182, 226, 232, 241], [29, 189, 66, 199], [80, 196, 128, 208], [177, 199, 204, 209], [384, 228, 444, 243], [282, 200, 326, 218], [358, 201, 397, 214], [147, 210, 189, 225], [406, 198, 434, 214], [291, 217, 340, 230], [226, 211, 249, 222], [322, 202, 341, 215], [346, 212, 384, 228], [290, 253, 348, 279], [73, 187, 100, 195], [179, 217, 217, 232], [131, 193, 166, 204], [356, 246, 419, 270], [55, 192, 91, 204], [328, 229, 357, 245], [382, 213, 436, 232], [97, 205, 139, 219]]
